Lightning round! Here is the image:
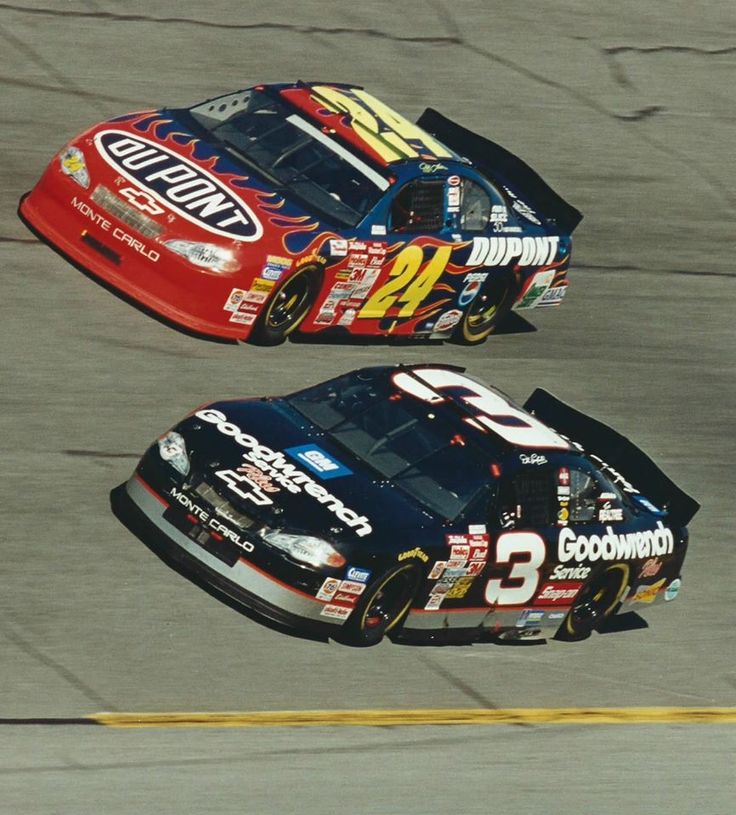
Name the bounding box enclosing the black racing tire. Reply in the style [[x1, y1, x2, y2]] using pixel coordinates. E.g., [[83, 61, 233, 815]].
[[334, 563, 422, 647], [452, 272, 516, 345], [249, 264, 321, 346], [555, 563, 630, 642]]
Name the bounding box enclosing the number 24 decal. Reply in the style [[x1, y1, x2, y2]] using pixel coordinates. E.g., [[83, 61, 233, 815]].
[[359, 244, 452, 319], [484, 532, 546, 606]]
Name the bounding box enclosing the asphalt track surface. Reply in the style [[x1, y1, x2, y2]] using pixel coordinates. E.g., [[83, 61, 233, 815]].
[[2, 1, 735, 813]]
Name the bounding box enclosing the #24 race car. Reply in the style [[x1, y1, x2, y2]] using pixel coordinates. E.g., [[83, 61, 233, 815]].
[[20, 82, 582, 345], [112, 365, 698, 646]]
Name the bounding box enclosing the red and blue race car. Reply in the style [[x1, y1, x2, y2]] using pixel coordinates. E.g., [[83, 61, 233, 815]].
[[20, 82, 582, 345]]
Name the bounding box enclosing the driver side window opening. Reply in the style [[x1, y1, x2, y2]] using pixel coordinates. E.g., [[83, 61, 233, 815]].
[[390, 179, 445, 232], [459, 178, 491, 232]]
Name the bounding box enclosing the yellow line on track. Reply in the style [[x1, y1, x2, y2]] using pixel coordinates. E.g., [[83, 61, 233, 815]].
[[94, 707, 736, 729]]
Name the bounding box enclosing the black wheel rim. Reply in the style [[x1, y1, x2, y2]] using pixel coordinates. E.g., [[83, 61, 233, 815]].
[[267, 274, 312, 330], [465, 277, 510, 334], [566, 565, 628, 636], [362, 569, 416, 634]]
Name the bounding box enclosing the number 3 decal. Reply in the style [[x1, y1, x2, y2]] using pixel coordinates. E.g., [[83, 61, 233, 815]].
[[484, 532, 546, 606], [393, 366, 570, 449]]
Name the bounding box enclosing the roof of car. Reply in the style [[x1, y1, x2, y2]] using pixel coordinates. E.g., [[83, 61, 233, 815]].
[[275, 82, 462, 168]]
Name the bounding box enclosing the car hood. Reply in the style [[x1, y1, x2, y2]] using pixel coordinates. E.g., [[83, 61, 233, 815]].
[[177, 398, 439, 547], [79, 110, 318, 245]]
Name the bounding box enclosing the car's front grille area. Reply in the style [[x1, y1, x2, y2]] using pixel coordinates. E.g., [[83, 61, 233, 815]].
[[91, 185, 163, 239], [194, 480, 257, 530]]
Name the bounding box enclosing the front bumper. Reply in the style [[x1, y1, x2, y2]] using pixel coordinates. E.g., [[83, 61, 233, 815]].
[[18, 184, 257, 341], [112, 475, 344, 640]]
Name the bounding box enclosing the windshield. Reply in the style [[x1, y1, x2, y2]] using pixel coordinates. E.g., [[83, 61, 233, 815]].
[[189, 89, 388, 227], [287, 370, 493, 519]]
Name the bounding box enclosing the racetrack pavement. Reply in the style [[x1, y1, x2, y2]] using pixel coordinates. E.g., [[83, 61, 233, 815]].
[[1, 1, 735, 813]]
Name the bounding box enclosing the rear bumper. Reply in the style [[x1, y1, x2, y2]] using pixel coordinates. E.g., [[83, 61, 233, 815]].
[[112, 476, 343, 640], [18, 185, 256, 341]]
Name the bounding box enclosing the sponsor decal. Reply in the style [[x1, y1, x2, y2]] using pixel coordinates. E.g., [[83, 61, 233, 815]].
[[549, 564, 591, 581], [445, 576, 474, 599], [446, 558, 467, 569], [285, 444, 352, 480], [539, 285, 567, 305], [371, 224, 387, 235], [432, 579, 455, 595], [469, 543, 488, 561], [224, 288, 247, 312], [236, 463, 280, 493], [548, 611, 565, 620], [444, 567, 469, 578], [558, 467, 570, 486], [511, 199, 540, 225], [260, 255, 292, 281], [228, 311, 256, 325], [94, 130, 262, 240], [433, 309, 463, 333], [398, 547, 429, 563], [469, 236, 559, 268], [639, 557, 663, 580], [534, 581, 583, 606], [320, 604, 352, 620], [168, 486, 254, 553], [328, 239, 348, 256], [468, 524, 487, 535], [448, 174, 461, 187], [446, 534, 468, 546], [424, 594, 443, 610], [458, 279, 482, 307], [516, 609, 545, 627], [71, 196, 160, 261], [664, 578, 681, 601], [333, 592, 358, 604], [316, 577, 340, 601], [514, 270, 556, 309], [450, 544, 470, 560], [464, 271, 488, 284], [447, 186, 461, 210], [346, 566, 371, 583], [242, 289, 269, 305], [490, 204, 508, 224], [428, 561, 446, 580], [196, 409, 371, 536], [252, 278, 275, 292], [467, 561, 486, 576], [597, 503, 624, 523], [558, 522, 674, 563], [519, 453, 547, 466], [338, 580, 366, 596], [630, 578, 666, 604]]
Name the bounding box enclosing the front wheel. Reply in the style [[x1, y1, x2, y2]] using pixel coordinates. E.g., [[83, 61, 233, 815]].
[[249, 264, 321, 346], [453, 273, 515, 345], [334, 564, 421, 647], [555, 563, 630, 642]]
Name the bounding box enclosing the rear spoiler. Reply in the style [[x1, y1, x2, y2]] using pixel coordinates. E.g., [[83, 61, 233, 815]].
[[417, 108, 583, 234], [524, 389, 700, 526]]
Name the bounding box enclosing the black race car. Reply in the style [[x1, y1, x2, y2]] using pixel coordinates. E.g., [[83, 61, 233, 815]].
[[113, 365, 698, 646]]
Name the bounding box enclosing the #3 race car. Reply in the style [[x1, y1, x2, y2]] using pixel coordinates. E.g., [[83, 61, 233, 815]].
[[20, 81, 582, 345], [112, 365, 698, 646]]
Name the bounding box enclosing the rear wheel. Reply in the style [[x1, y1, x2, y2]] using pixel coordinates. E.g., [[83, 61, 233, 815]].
[[555, 563, 630, 641], [334, 564, 421, 647], [249, 264, 320, 346], [453, 273, 515, 344]]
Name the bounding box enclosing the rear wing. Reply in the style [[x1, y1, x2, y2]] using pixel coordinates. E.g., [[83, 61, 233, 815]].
[[417, 108, 583, 234], [524, 389, 700, 525]]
